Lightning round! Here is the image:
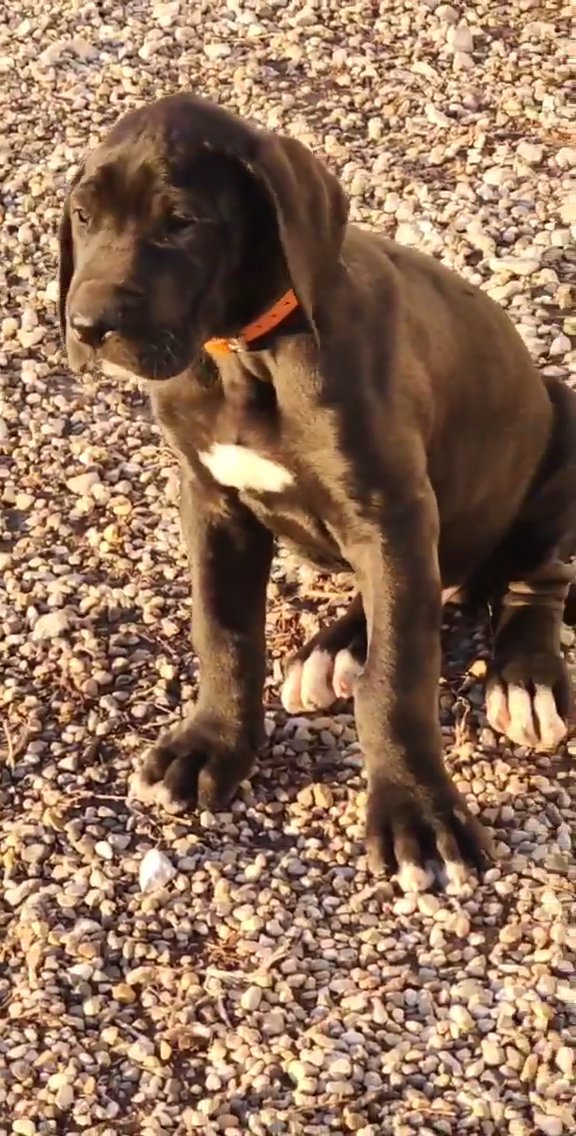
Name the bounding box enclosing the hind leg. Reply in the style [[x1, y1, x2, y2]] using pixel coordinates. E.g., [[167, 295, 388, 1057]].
[[486, 560, 574, 748]]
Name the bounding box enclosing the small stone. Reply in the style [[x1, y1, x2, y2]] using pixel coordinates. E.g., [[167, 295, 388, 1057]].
[[31, 610, 70, 640], [556, 1046, 574, 1076], [447, 24, 474, 52], [395, 221, 422, 245], [418, 894, 440, 916], [16, 492, 34, 509], [55, 1084, 74, 1110], [482, 1038, 505, 1066], [67, 470, 101, 495], [517, 141, 544, 164], [555, 147, 576, 168], [204, 42, 232, 60], [436, 3, 458, 21], [128, 1037, 155, 1062], [94, 840, 113, 861], [490, 255, 541, 277], [312, 783, 334, 808], [138, 849, 176, 892], [533, 1117, 563, 1136], [240, 986, 263, 1012], [549, 334, 571, 357], [453, 50, 473, 71], [327, 1054, 352, 1077], [559, 194, 576, 224]]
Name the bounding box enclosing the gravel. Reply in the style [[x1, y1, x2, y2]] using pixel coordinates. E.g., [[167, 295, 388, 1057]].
[[1, 1, 575, 1134]]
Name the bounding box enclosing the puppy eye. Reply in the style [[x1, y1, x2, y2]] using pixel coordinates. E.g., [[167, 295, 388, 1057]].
[[73, 207, 90, 226], [167, 214, 197, 233]]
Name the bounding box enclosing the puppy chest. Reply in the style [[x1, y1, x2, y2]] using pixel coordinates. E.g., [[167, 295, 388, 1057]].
[[199, 442, 294, 493]]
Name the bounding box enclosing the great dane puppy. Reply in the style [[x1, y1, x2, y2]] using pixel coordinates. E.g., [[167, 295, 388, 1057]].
[[59, 93, 576, 891]]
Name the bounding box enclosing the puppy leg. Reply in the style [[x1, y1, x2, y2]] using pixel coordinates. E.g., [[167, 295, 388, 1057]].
[[486, 561, 573, 749], [281, 594, 366, 712], [341, 488, 489, 891], [130, 477, 273, 812]]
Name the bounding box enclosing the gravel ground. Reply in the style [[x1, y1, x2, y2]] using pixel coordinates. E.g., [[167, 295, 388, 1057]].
[[1, 1, 575, 1134]]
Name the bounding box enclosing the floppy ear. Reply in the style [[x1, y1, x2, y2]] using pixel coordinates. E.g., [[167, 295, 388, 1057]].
[[58, 167, 84, 339], [249, 133, 349, 332]]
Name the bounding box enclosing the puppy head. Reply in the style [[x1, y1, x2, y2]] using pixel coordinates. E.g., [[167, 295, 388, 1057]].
[[59, 94, 348, 382]]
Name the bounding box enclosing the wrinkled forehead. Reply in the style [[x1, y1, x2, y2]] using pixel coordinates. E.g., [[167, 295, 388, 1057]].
[[75, 131, 173, 227]]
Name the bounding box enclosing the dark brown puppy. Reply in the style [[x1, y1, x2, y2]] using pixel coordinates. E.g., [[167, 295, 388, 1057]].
[[59, 93, 576, 892]]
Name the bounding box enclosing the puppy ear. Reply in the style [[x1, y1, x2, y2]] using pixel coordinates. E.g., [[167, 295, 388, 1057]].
[[250, 133, 348, 332], [58, 167, 84, 339]]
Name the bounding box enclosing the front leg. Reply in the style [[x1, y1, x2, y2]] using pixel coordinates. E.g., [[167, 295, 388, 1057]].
[[131, 475, 273, 812], [344, 488, 489, 891]]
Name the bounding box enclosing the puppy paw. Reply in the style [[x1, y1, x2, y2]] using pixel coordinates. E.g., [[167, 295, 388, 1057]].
[[365, 776, 492, 893], [281, 644, 364, 713], [129, 714, 256, 813], [486, 652, 570, 749]]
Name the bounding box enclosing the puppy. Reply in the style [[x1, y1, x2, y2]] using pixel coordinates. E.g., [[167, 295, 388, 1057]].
[[59, 93, 576, 891]]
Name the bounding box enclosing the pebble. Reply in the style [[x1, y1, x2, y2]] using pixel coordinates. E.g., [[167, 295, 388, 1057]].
[[490, 255, 541, 276], [67, 470, 101, 495], [240, 986, 263, 1012], [533, 1118, 564, 1136], [447, 24, 474, 53], [204, 42, 232, 60], [517, 141, 544, 164], [30, 610, 70, 640]]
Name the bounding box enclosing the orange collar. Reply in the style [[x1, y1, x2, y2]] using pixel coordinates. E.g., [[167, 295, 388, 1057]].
[[204, 289, 299, 357]]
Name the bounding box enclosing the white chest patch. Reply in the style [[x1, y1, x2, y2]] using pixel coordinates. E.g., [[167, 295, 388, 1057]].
[[199, 443, 294, 493]]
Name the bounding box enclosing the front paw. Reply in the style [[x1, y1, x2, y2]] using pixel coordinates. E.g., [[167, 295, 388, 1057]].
[[366, 776, 491, 893], [486, 652, 571, 749], [129, 712, 258, 813]]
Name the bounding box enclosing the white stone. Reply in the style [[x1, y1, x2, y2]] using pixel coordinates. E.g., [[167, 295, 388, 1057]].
[[67, 470, 100, 495], [489, 255, 541, 276], [517, 141, 544, 164], [559, 194, 576, 224], [453, 51, 474, 71], [240, 986, 263, 1011], [395, 221, 423, 246], [55, 1084, 74, 1110], [447, 24, 474, 52], [138, 849, 176, 892], [483, 166, 508, 186], [556, 1046, 574, 1076], [481, 1038, 505, 1066], [426, 103, 451, 126], [556, 147, 576, 168], [436, 3, 459, 22], [533, 1117, 563, 1136], [204, 42, 232, 60], [31, 610, 70, 640], [549, 334, 571, 357]]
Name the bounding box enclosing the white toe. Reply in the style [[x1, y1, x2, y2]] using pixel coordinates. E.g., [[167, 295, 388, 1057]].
[[442, 860, 472, 895], [533, 685, 567, 749], [396, 862, 435, 894], [485, 685, 510, 734], [507, 684, 539, 746], [128, 768, 158, 804], [300, 649, 336, 710], [332, 648, 363, 699], [281, 660, 305, 713]]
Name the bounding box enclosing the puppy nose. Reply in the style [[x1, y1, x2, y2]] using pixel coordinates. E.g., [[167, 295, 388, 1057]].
[[69, 310, 116, 348]]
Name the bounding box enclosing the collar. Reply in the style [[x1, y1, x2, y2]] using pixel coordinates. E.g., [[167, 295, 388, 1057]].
[[204, 288, 299, 357]]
